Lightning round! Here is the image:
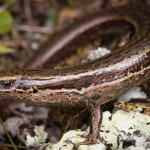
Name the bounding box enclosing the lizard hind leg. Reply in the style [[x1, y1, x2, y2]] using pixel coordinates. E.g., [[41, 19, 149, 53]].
[[87, 102, 102, 143], [74, 101, 103, 149]]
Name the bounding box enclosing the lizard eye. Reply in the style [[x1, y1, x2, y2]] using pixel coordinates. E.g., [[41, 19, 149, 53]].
[[3, 81, 11, 87], [0, 80, 14, 89]]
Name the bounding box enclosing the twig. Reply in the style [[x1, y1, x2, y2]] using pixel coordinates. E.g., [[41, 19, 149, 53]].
[[14, 24, 52, 34], [24, 0, 35, 36]]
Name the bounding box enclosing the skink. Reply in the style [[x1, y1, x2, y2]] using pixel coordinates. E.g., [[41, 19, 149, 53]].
[[0, 0, 150, 143]]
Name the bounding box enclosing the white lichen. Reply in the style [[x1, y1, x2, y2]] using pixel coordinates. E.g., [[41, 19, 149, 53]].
[[25, 125, 48, 147], [87, 47, 111, 60], [41, 109, 150, 150], [118, 86, 147, 102]]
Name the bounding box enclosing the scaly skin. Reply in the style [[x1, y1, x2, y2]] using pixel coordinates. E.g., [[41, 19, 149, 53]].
[[0, 0, 150, 144]]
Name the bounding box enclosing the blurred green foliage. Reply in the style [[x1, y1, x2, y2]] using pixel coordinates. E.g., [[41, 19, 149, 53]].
[[3, 0, 12, 3], [0, 11, 13, 34], [67, 0, 77, 6], [0, 46, 14, 54], [48, 8, 59, 29]]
